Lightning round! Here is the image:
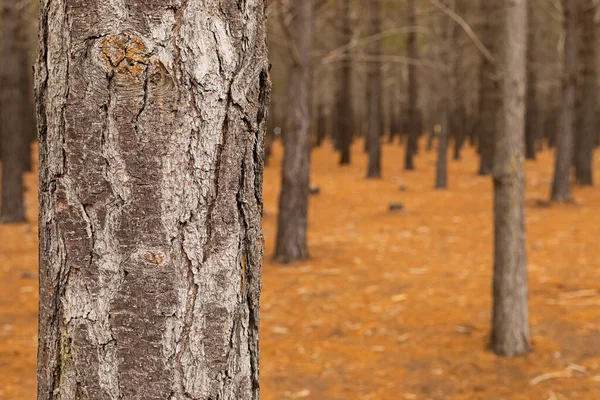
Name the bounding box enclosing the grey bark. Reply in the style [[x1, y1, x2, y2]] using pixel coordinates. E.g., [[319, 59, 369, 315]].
[[274, 0, 313, 263], [491, 0, 530, 357], [477, 0, 501, 176], [366, 0, 382, 178], [404, 0, 420, 171], [574, 0, 597, 185], [525, 0, 539, 160], [36, 1, 270, 399], [337, 0, 353, 165], [551, 0, 579, 202], [0, 0, 28, 223]]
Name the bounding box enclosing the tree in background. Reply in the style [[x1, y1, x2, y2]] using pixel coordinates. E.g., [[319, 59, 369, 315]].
[[525, 0, 540, 160], [36, 0, 269, 397], [0, 0, 30, 223], [574, 0, 597, 185], [405, 0, 420, 171], [275, 0, 314, 263], [551, 0, 579, 202], [491, 0, 530, 357], [366, 0, 383, 178], [337, 0, 354, 165]]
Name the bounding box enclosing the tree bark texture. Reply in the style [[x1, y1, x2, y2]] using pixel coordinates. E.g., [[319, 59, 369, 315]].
[[337, 0, 353, 165], [491, 0, 530, 358], [366, 0, 382, 178], [477, 0, 501, 176], [274, 0, 313, 263], [0, 0, 29, 223], [574, 0, 597, 185], [525, 0, 539, 160], [404, 0, 420, 171], [36, 1, 270, 399], [551, 0, 579, 202]]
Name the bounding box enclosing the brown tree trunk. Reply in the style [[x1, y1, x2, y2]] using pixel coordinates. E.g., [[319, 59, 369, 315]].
[[477, 0, 500, 176], [405, 0, 420, 171], [337, 0, 353, 165], [491, 0, 530, 357], [275, 0, 313, 263], [574, 0, 596, 185], [551, 0, 579, 202], [525, 0, 539, 160], [366, 0, 382, 178], [452, 104, 467, 160], [0, 0, 28, 223], [36, 1, 270, 399], [316, 103, 327, 147]]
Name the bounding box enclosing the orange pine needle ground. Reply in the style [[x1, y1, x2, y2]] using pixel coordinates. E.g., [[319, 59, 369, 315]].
[[1, 140, 599, 399]]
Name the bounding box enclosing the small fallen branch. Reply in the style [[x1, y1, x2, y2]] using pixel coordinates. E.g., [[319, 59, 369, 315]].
[[530, 364, 586, 386]]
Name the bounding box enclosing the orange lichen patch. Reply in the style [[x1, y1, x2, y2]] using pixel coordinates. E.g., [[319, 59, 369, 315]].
[[100, 34, 149, 79]]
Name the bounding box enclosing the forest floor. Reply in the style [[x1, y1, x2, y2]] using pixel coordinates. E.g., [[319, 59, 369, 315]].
[[1, 139, 600, 399]]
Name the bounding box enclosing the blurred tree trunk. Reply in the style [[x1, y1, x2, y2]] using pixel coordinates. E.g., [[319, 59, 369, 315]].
[[36, 1, 269, 398], [275, 0, 313, 263], [452, 104, 467, 160], [0, 0, 28, 223], [551, 0, 579, 202], [574, 0, 597, 185], [337, 0, 353, 165], [491, 0, 530, 357], [435, 0, 454, 190], [405, 0, 420, 170], [477, 0, 500, 176], [366, 0, 382, 178], [525, 0, 539, 160], [316, 103, 327, 147]]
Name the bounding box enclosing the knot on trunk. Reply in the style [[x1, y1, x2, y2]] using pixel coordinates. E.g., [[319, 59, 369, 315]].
[[100, 35, 149, 79]]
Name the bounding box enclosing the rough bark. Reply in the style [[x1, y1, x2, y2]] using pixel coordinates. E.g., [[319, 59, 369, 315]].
[[551, 0, 578, 202], [477, 0, 500, 176], [491, 0, 530, 357], [525, 0, 539, 160], [337, 0, 353, 165], [574, 0, 597, 185], [404, 0, 420, 171], [36, 1, 270, 399], [274, 0, 313, 263], [366, 0, 382, 178], [0, 0, 28, 223]]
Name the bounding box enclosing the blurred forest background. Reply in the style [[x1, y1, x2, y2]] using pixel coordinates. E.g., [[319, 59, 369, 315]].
[[1, 0, 600, 399]]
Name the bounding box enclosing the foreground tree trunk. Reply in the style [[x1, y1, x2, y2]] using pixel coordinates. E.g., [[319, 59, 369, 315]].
[[337, 0, 353, 165], [491, 0, 530, 357], [525, 0, 539, 160], [477, 0, 501, 176], [405, 0, 420, 171], [574, 0, 597, 185], [275, 0, 313, 263], [551, 0, 579, 202], [0, 0, 28, 223], [36, 1, 270, 399], [366, 0, 383, 178]]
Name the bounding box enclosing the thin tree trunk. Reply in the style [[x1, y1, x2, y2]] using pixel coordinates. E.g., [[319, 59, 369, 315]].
[[452, 104, 467, 160], [0, 0, 28, 223], [316, 103, 327, 147], [551, 0, 579, 202], [366, 0, 383, 178], [275, 0, 313, 263], [491, 0, 530, 357], [36, 2, 270, 399], [338, 0, 353, 165], [477, 0, 500, 176], [574, 0, 597, 185], [405, 0, 420, 171], [525, 0, 539, 160]]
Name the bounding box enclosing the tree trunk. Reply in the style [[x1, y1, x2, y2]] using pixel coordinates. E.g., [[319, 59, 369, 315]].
[[491, 0, 530, 357], [366, 0, 382, 178], [316, 103, 327, 147], [551, 0, 579, 202], [36, 2, 270, 399], [574, 0, 596, 185], [0, 0, 28, 223], [337, 0, 353, 165], [405, 0, 420, 171], [477, 0, 500, 176], [452, 104, 467, 160], [275, 0, 313, 263], [525, 0, 539, 160]]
